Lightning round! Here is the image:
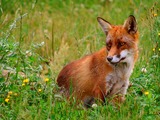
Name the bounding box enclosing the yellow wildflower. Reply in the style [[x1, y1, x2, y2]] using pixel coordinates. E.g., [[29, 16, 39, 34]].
[[153, 13, 157, 17], [8, 91, 13, 95], [23, 79, 29, 83], [7, 95, 10, 98], [44, 78, 49, 82], [144, 91, 149, 95], [14, 93, 18, 96], [152, 48, 155, 51], [159, 48, 160, 51], [22, 83, 25, 86], [158, 33, 160, 36], [38, 89, 42, 92], [5, 98, 9, 103]]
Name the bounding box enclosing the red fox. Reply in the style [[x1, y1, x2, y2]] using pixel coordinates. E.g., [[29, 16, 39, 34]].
[[57, 15, 139, 107]]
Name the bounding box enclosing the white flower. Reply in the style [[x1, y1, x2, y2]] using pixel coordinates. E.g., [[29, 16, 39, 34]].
[[141, 68, 147, 73], [92, 103, 98, 108]]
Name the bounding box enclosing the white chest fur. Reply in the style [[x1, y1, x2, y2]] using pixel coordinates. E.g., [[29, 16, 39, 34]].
[[105, 62, 134, 97]]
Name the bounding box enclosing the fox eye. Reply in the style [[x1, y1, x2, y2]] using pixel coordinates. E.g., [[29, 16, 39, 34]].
[[119, 42, 125, 46], [106, 43, 112, 50], [107, 43, 111, 47]]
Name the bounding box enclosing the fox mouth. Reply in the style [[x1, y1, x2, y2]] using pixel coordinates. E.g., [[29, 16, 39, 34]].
[[110, 57, 126, 64]]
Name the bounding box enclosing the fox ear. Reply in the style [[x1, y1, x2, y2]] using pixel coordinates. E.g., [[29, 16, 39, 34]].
[[97, 17, 112, 35], [123, 15, 137, 34]]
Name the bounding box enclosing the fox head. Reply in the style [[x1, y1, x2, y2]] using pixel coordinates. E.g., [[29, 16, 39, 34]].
[[97, 15, 138, 64]]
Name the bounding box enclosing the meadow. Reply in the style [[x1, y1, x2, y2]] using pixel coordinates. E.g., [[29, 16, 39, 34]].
[[0, 0, 160, 119]]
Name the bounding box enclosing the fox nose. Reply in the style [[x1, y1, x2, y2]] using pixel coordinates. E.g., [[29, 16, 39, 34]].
[[107, 56, 113, 62]]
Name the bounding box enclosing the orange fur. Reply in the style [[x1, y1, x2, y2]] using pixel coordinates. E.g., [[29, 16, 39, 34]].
[[57, 15, 139, 106]]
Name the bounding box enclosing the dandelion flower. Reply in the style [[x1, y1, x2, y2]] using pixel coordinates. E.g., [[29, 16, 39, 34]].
[[144, 91, 149, 95], [141, 68, 147, 73], [38, 89, 42, 92], [22, 83, 25, 86], [5, 98, 9, 103], [159, 48, 160, 51], [8, 91, 13, 95], [153, 13, 157, 17], [152, 48, 155, 52], [44, 78, 49, 82], [158, 33, 160, 36], [23, 79, 29, 83]]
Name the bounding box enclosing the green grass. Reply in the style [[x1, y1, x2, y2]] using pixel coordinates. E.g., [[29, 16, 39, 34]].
[[0, 0, 160, 119]]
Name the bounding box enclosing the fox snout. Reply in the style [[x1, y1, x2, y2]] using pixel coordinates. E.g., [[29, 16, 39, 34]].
[[107, 55, 121, 64], [107, 50, 128, 64], [107, 56, 113, 62]]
